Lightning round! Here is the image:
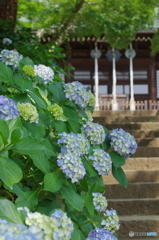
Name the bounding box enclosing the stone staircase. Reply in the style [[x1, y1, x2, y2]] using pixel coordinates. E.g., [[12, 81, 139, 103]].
[[93, 110, 159, 240]]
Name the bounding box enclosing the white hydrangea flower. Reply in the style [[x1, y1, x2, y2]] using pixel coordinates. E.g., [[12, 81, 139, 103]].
[[92, 193, 108, 212], [101, 209, 120, 233], [34, 64, 54, 84]]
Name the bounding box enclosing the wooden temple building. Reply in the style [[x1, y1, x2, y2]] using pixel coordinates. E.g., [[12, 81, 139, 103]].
[[60, 31, 159, 110]]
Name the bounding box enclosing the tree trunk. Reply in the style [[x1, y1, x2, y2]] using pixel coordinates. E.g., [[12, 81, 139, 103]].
[[0, 0, 18, 28]]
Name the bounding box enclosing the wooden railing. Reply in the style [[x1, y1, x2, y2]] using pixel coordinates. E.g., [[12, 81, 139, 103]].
[[99, 99, 159, 110]]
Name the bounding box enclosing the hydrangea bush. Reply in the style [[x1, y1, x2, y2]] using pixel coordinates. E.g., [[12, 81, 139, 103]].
[[0, 49, 137, 239]]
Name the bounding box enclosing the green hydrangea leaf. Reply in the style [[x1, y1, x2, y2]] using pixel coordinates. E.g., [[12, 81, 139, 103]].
[[112, 165, 128, 188], [110, 151, 125, 167], [15, 190, 38, 211], [0, 62, 14, 85], [30, 153, 51, 174], [44, 172, 62, 192]]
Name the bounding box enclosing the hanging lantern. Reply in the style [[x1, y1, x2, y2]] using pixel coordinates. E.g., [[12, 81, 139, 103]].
[[125, 49, 136, 59], [105, 49, 121, 62], [90, 49, 102, 59]]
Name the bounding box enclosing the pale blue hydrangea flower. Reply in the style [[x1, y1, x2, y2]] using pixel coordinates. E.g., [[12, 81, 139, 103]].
[[88, 149, 112, 175], [92, 193, 108, 212], [51, 209, 74, 240], [82, 121, 106, 145], [2, 38, 12, 45], [64, 81, 90, 107], [25, 211, 57, 240], [57, 152, 86, 183], [58, 132, 90, 156], [34, 64, 54, 84], [101, 209, 120, 233], [0, 95, 19, 120], [109, 128, 137, 159], [86, 228, 118, 240], [0, 218, 38, 240], [0, 49, 23, 68]]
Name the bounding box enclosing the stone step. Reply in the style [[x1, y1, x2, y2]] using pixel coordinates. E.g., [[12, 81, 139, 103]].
[[104, 122, 159, 131], [127, 130, 159, 138], [133, 147, 159, 157], [93, 115, 159, 123], [103, 170, 159, 184], [93, 110, 159, 117], [107, 198, 159, 215], [118, 215, 159, 239], [106, 182, 159, 199], [123, 157, 159, 171], [136, 137, 159, 147]]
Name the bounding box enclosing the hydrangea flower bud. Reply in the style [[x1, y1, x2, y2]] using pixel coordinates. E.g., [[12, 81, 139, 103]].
[[64, 81, 91, 107], [34, 64, 54, 84], [0, 218, 39, 240], [2, 38, 12, 45], [88, 149, 112, 175], [57, 152, 86, 183], [47, 104, 67, 121], [22, 65, 36, 78], [109, 128, 137, 159], [82, 121, 106, 145], [0, 95, 19, 120], [88, 91, 95, 107], [0, 49, 23, 68], [86, 228, 118, 240], [101, 209, 120, 233], [92, 193, 108, 212], [58, 132, 90, 156], [51, 209, 74, 240], [18, 103, 39, 123]]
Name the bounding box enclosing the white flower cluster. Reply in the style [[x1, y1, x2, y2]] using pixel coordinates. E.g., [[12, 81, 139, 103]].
[[0, 95, 19, 120], [64, 81, 91, 107], [51, 209, 74, 240], [88, 149, 112, 175], [86, 228, 118, 240], [82, 121, 106, 145], [101, 209, 120, 233], [2, 38, 12, 45], [18, 103, 39, 123], [109, 128, 137, 159], [92, 193, 108, 212], [34, 64, 54, 84], [0, 49, 23, 68], [57, 132, 90, 182], [0, 218, 38, 240]]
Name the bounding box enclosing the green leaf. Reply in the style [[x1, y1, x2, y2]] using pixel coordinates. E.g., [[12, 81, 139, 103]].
[[48, 82, 66, 102], [0, 119, 9, 145], [0, 199, 23, 224], [112, 166, 128, 188], [27, 91, 47, 109], [76, 104, 88, 119], [12, 137, 48, 155], [110, 151, 125, 167], [102, 127, 111, 151], [83, 158, 98, 177], [0, 156, 23, 187], [0, 62, 14, 85], [15, 76, 33, 91], [71, 223, 85, 240], [62, 105, 79, 122], [30, 153, 50, 173], [27, 124, 46, 138], [68, 119, 81, 133], [60, 185, 84, 211], [89, 182, 105, 194], [15, 191, 38, 211], [54, 120, 69, 133], [10, 128, 23, 144], [37, 199, 60, 216], [19, 57, 34, 67], [44, 172, 62, 192], [82, 193, 94, 217]]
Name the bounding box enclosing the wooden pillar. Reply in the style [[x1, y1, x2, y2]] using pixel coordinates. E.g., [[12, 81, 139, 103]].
[[149, 58, 156, 101], [0, 0, 18, 29]]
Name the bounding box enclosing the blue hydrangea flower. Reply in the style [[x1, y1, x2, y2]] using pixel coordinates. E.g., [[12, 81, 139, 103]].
[[51, 209, 74, 240], [0, 49, 23, 68], [82, 121, 106, 145], [109, 128, 137, 159], [64, 81, 91, 107], [88, 149, 112, 175], [86, 228, 118, 240], [57, 152, 86, 183], [0, 95, 19, 120], [34, 64, 54, 84], [101, 209, 120, 233], [92, 193, 108, 212], [58, 132, 90, 156], [0, 218, 39, 240], [2, 38, 12, 45]]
